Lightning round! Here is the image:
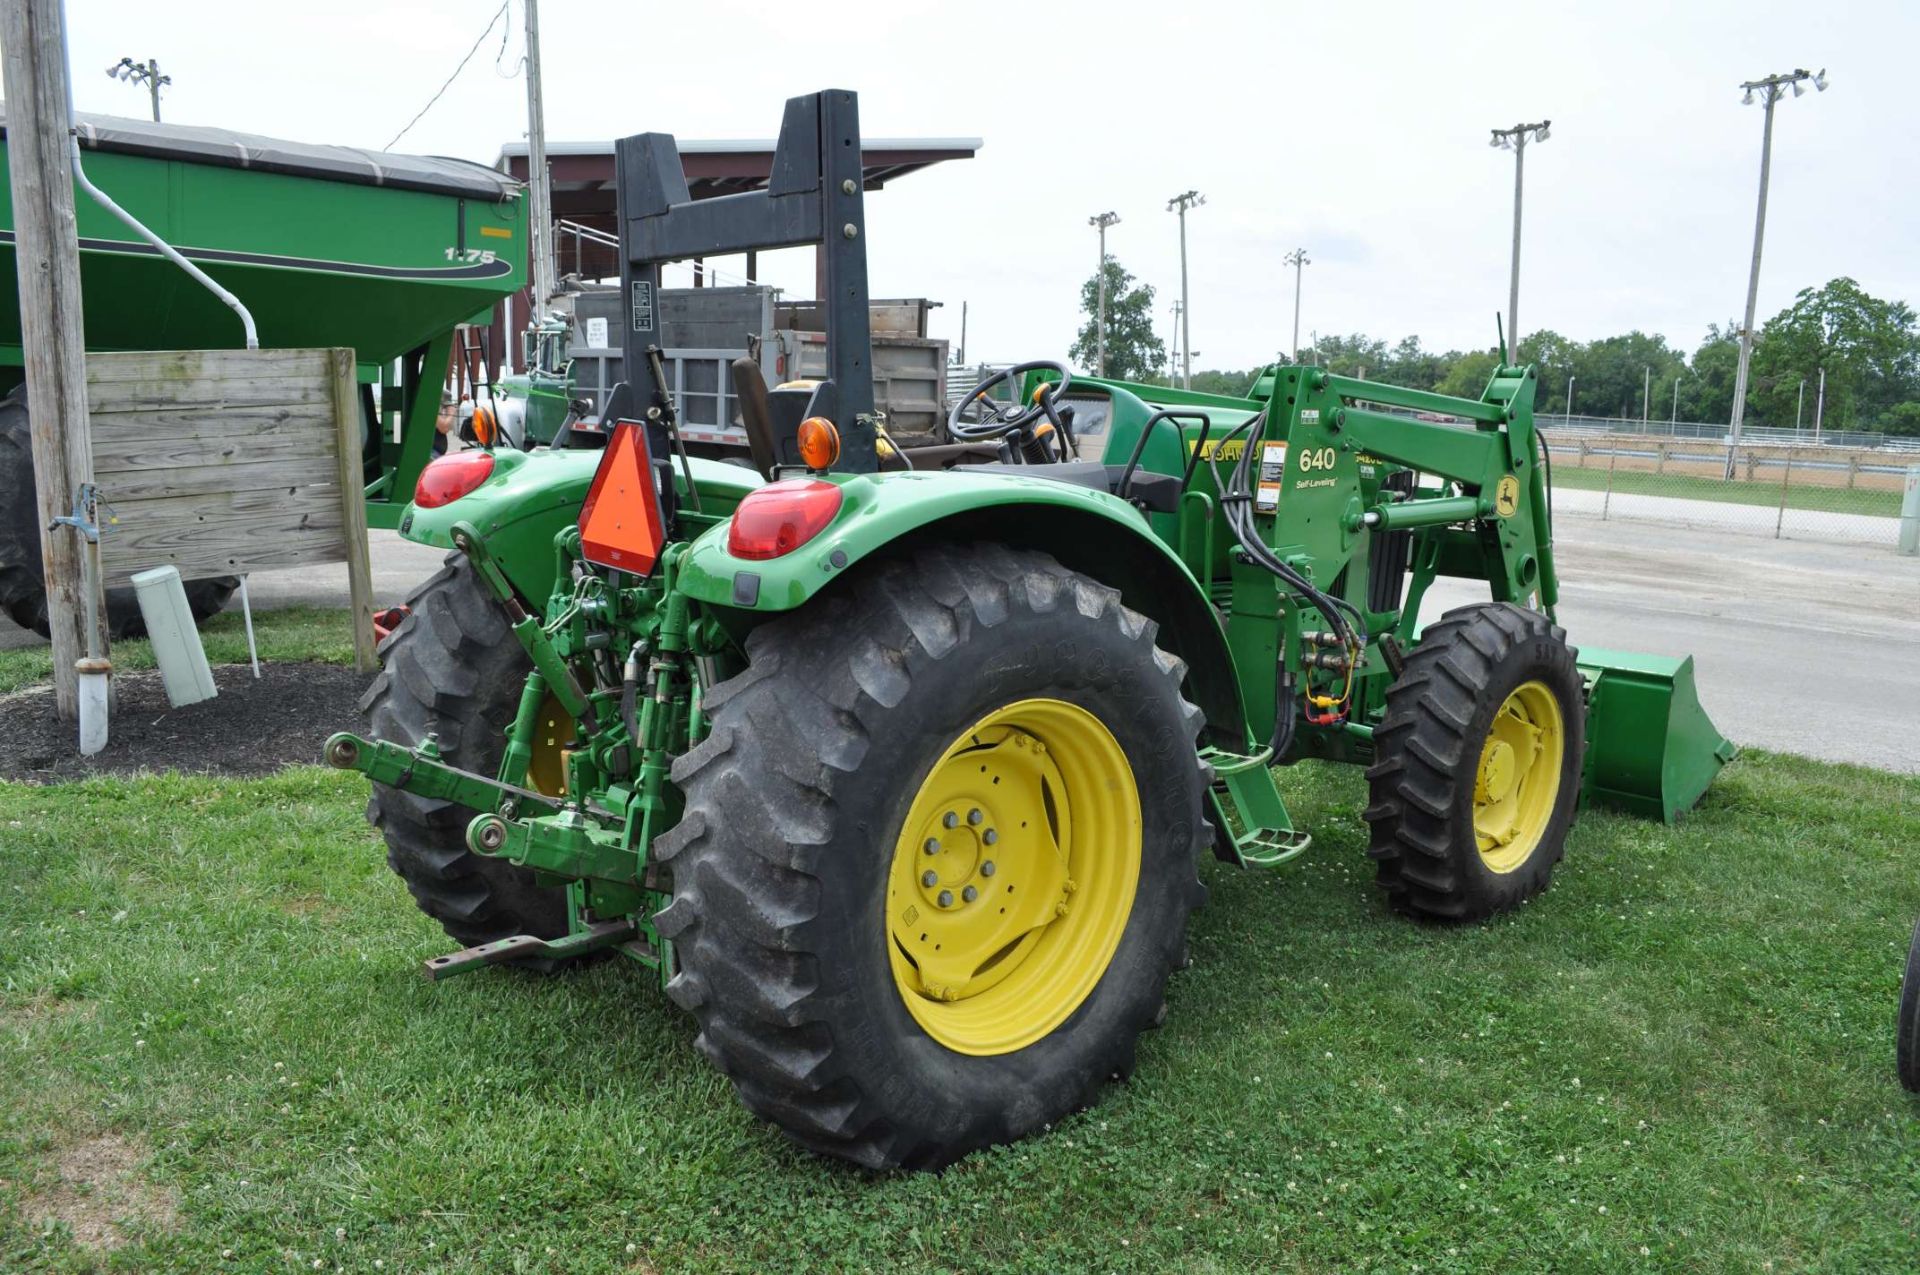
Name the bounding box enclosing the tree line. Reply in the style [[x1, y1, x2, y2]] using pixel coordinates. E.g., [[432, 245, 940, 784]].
[[1074, 265, 1920, 437]]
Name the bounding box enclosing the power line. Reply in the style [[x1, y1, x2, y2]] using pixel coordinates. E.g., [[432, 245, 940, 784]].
[[384, 2, 509, 152], [493, 0, 522, 78]]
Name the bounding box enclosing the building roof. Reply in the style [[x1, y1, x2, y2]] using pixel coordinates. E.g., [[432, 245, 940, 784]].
[[495, 137, 981, 215]]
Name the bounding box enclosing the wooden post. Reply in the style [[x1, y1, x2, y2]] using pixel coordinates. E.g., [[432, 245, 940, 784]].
[[1, 0, 108, 720], [1602, 442, 1618, 521], [1775, 448, 1792, 539], [329, 349, 378, 673]]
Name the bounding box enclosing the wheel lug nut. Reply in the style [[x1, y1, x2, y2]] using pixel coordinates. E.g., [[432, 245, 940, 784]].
[[983, 829, 998, 845], [942, 812, 958, 829], [967, 808, 983, 825], [980, 861, 996, 877], [962, 886, 978, 903], [924, 838, 940, 855], [937, 890, 954, 907], [922, 870, 938, 887]]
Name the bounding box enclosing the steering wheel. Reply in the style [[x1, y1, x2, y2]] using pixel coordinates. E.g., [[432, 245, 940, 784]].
[[948, 361, 1074, 447]]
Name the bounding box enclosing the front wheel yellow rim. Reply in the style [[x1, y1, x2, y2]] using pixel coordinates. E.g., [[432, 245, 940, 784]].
[[886, 698, 1141, 1056], [1472, 680, 1566, 873]]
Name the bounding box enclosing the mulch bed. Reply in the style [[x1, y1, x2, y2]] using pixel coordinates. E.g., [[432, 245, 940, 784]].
[[0, 662, 375, 783]]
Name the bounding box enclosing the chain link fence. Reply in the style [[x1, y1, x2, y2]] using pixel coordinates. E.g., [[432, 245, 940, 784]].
[[1539, 423, 1917, 548]]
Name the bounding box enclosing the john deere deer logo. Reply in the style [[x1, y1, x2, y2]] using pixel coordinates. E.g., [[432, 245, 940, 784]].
[[1495, 474, 1521, 518]]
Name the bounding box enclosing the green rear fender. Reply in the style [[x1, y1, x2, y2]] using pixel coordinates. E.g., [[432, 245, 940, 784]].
[[678, 471, 1251, 747], [399, 448, 760, 605]]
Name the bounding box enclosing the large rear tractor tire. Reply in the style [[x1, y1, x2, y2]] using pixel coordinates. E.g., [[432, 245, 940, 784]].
[[360, 553, 575, 964], [1363, 602, 1584, 921], [0, 386, 237, 637], [657, 543, 1211, 1169]]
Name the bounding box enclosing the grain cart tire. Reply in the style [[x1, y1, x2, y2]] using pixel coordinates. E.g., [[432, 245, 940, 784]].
[[0, 387, 237, 637], [1363, 602, 1583, 922], [657, 543, 1211, 1170], [1898, 916, 1920, 1093], [360, 553, 574, 966]]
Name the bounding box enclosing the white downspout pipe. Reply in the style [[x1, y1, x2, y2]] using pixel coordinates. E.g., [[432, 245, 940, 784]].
[[66, 130, 257, 348]]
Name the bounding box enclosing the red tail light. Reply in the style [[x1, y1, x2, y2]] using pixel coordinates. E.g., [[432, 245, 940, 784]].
[[726, 479, 843, 560], [414, 451, 495, 508]]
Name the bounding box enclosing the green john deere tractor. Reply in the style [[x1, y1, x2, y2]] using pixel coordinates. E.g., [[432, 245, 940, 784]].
[[326, 90, 1734, 1170]]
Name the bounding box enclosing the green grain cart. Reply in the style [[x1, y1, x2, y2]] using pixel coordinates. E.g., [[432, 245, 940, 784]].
[[324, 90, 1736, 1171], [0, 108, 524, 634]]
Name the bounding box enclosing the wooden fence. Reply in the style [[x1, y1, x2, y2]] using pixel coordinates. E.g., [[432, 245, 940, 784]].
[[86, 347, 375, 670]]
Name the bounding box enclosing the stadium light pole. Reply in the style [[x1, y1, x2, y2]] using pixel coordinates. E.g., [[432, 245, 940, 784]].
[[1489, 119, 1549, 365], [1565, 374, 1575, 424], [1643, 365, 1651, 424], [1673, 371, 1685, 424], [1167, 190, 1203, 390], [1088, 212, 1120, 376], [107, 56, 169, 122], [1283, 248, 1310, 364], [1726, 67, 1828, 476]]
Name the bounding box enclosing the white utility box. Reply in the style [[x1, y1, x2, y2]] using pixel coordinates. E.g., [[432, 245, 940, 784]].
[[130, 566, 217, 707]]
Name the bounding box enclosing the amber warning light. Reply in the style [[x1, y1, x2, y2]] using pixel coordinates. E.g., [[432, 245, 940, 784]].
[[578, 421, 668, 575]]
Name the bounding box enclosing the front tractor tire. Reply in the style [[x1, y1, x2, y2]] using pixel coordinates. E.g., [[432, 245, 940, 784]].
[[1364, 602, 1585, 922], [359, 554, 574, 963], [658, 544, 1211, 1170], [1898, 917, 1920, 1093]]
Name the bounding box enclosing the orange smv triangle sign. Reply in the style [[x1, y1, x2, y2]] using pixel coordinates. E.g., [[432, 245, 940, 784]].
[[578, 421, 667, 575]]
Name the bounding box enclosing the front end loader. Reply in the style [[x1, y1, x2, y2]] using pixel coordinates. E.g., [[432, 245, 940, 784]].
[[327, 89, 1732, 1170]]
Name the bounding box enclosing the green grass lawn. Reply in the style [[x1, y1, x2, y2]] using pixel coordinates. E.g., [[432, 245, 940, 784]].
[[0, 609, 357, 696], [2, 753, 1915, 1272], [1548, 465, 1903, 518]]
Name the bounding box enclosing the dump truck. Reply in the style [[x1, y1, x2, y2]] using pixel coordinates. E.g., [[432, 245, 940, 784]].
[[327, 90, 1734, 1170], [0, 108, 525, 636]]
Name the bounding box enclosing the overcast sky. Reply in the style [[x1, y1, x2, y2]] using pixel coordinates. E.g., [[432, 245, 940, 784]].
[[58, 0, 1920, 370]]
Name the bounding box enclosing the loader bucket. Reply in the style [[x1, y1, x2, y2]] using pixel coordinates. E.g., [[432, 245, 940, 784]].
[[1576, 648, 1737, 823]]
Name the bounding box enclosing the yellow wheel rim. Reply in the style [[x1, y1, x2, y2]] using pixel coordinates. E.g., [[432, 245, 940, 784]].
[[886, 697, 1141, 1056], [524, 691, 576, 797], [1472, 680, 1566, 874]]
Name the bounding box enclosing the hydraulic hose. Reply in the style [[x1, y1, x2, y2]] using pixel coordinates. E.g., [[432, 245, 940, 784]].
[[1206, 409, 1368, 649]]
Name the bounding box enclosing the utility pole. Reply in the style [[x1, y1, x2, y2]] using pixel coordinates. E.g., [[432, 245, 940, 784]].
[[106, 56, 168, 122], [1796, 378, 1806, 433], [1814, 365, 1826, 443], [1643, 365, 1651, 424], [1489, 120, 1550, 365], [1672, 373, 1684, 424], [1283, 248, 1309, 364], [1088, 211, 1119, 376], [523, 0, 556, 320], [1727, 67, 1828, 476], [6, 0, 108, 720], [1167, 190, 1203, 390], [1566, 375, 1576, 424]]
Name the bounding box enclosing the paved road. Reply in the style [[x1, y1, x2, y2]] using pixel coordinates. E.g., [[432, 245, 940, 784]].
[[6, 518, 1916, 772]]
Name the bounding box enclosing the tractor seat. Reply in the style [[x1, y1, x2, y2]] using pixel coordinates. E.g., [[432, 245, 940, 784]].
[[956, 461, 1182, 514]]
